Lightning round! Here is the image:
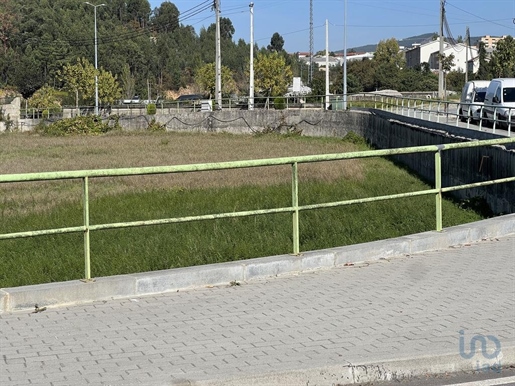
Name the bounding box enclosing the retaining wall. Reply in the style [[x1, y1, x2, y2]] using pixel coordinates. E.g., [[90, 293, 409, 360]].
[[146, 109, 514, 214]]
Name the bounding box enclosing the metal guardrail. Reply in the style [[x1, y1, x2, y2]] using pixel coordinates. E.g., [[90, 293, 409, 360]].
[[1, 137, 514, 281], [19, 95, 337, 119], [369, 94, 513, 137]]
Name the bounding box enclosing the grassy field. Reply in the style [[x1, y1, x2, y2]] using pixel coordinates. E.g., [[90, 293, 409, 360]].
[[0, 131, 482, 287]]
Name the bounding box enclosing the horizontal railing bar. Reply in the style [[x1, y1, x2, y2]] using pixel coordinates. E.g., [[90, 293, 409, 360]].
[[2, 175, 514, 241], [298, 188, 438, 211], [442, 176, 515, 193], [0, 226, 85, 240], [88, 207, 294, 231], [1, 137, 514, 183], [0, 208, 295, 240]]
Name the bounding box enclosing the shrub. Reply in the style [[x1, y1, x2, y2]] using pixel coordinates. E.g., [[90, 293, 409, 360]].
[[35, 116, 114, 136], [147, 118, 166, 132], [146, 103, 157, 115], [274, 97, 286, 110]]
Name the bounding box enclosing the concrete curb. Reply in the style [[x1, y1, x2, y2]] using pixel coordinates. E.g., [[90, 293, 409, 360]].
[[191, 346, 514, 386], [1, 214, 514, 313]]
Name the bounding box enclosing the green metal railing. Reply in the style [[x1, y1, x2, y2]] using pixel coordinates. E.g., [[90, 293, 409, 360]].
[[1, 137, 514, 281]]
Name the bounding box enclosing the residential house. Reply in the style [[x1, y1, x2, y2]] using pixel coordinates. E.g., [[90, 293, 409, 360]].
[[405, 37, 479, 73]]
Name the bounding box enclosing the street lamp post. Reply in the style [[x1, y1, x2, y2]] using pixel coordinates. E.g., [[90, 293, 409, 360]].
[[85, 2, 105, 116], [249, 2, 254, 111]]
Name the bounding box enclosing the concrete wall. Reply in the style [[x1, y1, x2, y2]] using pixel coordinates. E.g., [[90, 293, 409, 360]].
[[146, 109, 514, 215], [0, 97, 20, 131], [359, 110, 515, 215]]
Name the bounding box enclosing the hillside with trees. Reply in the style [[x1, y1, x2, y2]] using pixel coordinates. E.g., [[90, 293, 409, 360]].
[[0, 0, 259, 103], [1, 0, 514, 107]]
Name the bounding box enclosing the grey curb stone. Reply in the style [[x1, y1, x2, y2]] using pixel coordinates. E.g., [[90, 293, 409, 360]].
[[191, 348, 513, 385], [1, 213, 514, 313]]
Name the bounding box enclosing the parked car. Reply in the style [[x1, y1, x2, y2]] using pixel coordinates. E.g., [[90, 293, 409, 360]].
[[176, 94, 203, 101], [459, 80, 490, 123], [483, 78, 515, 129], [122, 95, 140, 104]]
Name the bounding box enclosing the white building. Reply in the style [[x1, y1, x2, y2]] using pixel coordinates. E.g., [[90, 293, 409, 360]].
[[405, 38, 479, 73]]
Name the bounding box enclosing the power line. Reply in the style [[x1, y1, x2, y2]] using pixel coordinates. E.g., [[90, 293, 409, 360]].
[[445, 0, 512, 30]]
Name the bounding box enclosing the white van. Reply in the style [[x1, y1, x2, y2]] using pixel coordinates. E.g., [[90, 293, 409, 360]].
[[483, 78, 515, 129], [459, 80, 490, 123]]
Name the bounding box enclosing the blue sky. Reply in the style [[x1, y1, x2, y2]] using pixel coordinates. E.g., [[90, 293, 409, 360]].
[[148, 0, 515, 53]]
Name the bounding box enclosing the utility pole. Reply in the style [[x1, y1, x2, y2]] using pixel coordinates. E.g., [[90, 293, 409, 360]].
[[85, 2, 106, 116], [438, 0, 445, 100], [325, 20, 329, 110], [249, 2, 254, 111], [343, 0, 347, 110], [214, 0, 222, 109], [465, 26, 469, 83], [309, 0, 313, 84]]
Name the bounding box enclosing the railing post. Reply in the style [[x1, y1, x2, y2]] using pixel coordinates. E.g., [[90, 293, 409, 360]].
[[291, 162, 300, 255], [508, 108, 512, 136], [493, 107, 497, 133], [435, 147, 443, 232], [83, 176, 91, 281]]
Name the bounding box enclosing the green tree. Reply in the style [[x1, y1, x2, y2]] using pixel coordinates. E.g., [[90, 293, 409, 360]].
[[374, 62, 400, 90], [476, 41, 491, 79], [97, 69, 122, 105], [348, 59, 376, 91], [151, 1, 179, 33], [374, 38, 405, 68], [253, 52, 293, 97], [267, 32, 285, 52], [194, 62, 236, 98], [11, 46, 45, 99], [57, 57, 95, 112], [439, 53, 455, 73], [206, 17, 235, 40], [0, 0, 18, 53], [446, 70, 465, 92], [438, 53, 455, 98], [28, 85, 61, 110], [489, 35, 515, 78], [120, 63, 136, 99], [126, 0, 151, 28]]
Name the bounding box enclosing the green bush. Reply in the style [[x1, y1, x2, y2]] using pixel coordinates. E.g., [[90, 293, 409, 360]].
[[147, 118, 166, 132], [35, 116, 115, 136], [274, 97, 286, 110], [146, 103, 157, 115]]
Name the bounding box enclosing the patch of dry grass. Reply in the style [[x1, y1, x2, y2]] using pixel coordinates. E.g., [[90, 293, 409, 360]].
[[0, 131, 365, 216]]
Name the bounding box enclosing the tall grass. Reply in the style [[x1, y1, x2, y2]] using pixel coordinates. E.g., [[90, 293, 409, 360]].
[[0, 132, 482, 288]]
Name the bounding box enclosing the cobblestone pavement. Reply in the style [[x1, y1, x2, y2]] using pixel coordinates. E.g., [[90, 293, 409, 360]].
[[1, 236, 514, 386]]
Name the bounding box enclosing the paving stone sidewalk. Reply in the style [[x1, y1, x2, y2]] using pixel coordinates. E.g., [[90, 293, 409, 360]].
[[1, 235, 514, 386]]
